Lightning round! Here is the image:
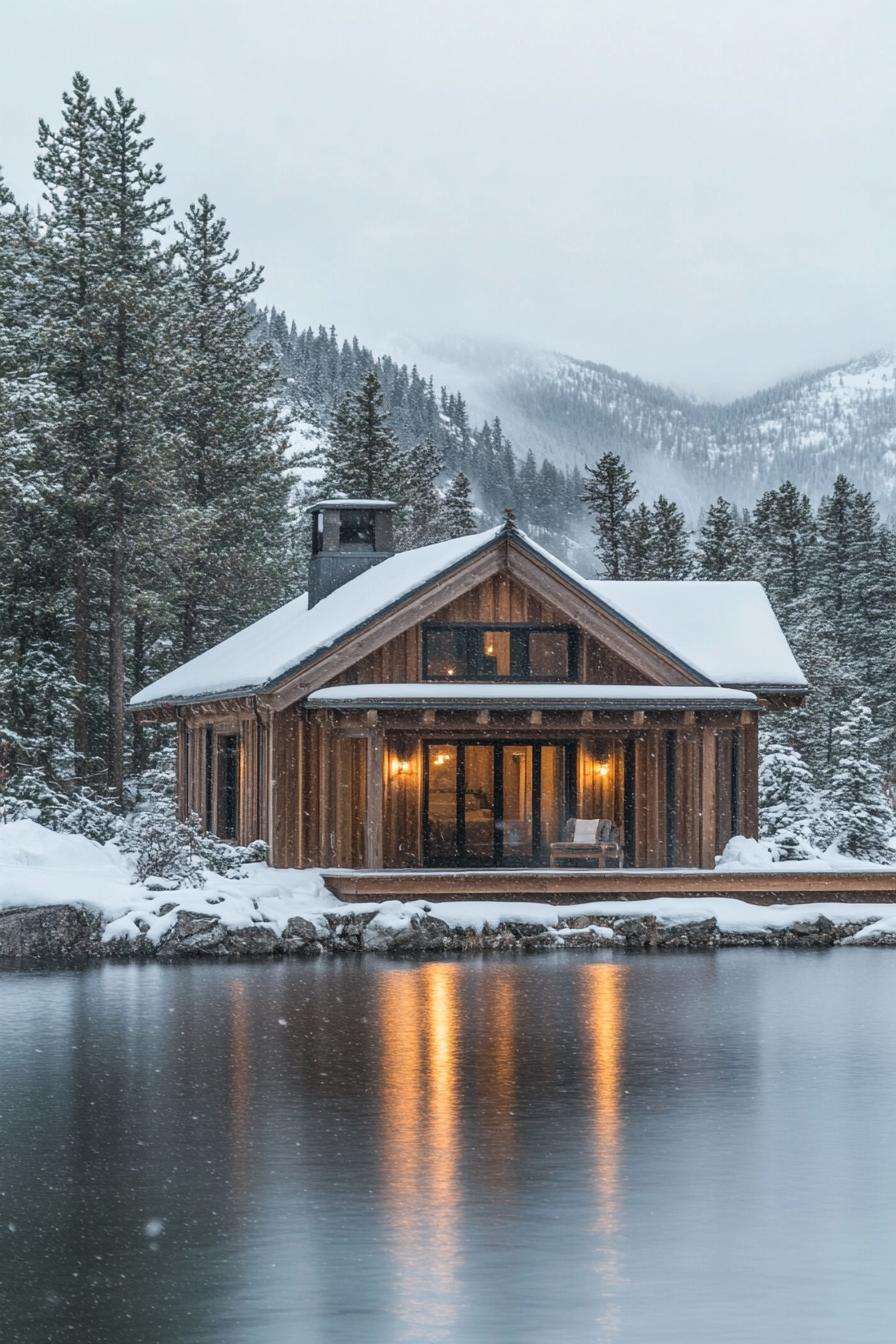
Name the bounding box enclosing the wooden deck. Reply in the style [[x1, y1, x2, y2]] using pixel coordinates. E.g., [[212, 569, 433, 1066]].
[[321, 866, 896, 905]]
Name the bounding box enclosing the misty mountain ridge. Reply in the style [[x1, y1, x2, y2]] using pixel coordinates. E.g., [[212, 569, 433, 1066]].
[[391, 335, 896, 513], [256, 312, 896, 571]]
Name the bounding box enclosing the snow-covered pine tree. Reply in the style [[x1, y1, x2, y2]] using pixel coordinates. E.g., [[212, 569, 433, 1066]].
[[646, 495, 692, 579], [442, 472, 477, 537], [825, 698, 896, 862], [622, 503, 653, 578], [0, 172, 75, 802], [396, 436, 444, 549], [696, 497, 747, 578], [758, 720, 822, 860], [34, 72, 105, 781], [317, 370, 405, 499], [580, 452, 637, 578], [748, 481, 815, 610], [90, 87, 177, 800], [168, 195, 294, 665]]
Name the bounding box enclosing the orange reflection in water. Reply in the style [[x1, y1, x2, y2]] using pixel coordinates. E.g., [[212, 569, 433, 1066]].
[[228, 979, 251, 1192], [580, 962, 627, 1337], [379, 963, 461, 1341], [481, 973, 516, 1189]]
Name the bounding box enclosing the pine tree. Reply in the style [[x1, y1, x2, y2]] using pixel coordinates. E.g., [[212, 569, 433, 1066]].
[[826, 699, 896, 861], [318, 370, 405, 499], [396, 436, 443, 548], [0, 172, 74, 795], [697, 497, 746, 579], [581, 452, 637, 578], [168, 194, 294, 666], [442, 472, 477, 537], [647, 495, 692, 579], [34, 71, 104, 780], [758, 721, 822, 860], [622, 503, 653, 578], [751, 481, 815, 609], [90, 87, 175, 800]]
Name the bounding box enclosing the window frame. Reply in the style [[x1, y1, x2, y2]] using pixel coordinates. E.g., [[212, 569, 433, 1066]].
[[421, 623, 579, 683]]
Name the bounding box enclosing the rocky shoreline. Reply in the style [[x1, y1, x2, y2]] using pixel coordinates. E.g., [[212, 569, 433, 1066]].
[[1, 901, 895, 965]]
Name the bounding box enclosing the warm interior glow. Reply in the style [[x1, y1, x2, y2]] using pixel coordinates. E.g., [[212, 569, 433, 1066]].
[[378, 964, 461, 1334], [581, 963, 627, 1332], [596, 761, 610, 778]]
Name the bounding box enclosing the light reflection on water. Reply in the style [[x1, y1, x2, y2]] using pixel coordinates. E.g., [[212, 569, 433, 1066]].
[[581, 963, 626, 1338], [3, 952, 896, 1344]]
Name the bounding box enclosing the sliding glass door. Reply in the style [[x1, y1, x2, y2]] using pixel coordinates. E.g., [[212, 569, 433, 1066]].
[[424, 741, 574, 866]]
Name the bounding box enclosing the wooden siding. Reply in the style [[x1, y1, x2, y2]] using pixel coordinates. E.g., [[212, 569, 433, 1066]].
[[330, 572, 648, 686]]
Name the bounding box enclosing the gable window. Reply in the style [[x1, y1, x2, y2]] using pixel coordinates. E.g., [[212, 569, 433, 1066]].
[[422, 624, 578, 682]]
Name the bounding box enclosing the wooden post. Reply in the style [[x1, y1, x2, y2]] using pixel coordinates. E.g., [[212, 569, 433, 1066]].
[[366, 728, 384, 868], [700, 725, 717, 869], [740, 717, 760, 838]]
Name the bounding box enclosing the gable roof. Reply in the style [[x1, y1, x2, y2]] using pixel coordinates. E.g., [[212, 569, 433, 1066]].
[[130, 528, 504, 707], [586, 580, 806, 690], [130, 524, 806, 709]]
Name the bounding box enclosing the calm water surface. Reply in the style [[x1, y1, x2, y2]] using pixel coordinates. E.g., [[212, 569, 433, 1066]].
[[1, 952, 895, 1344]]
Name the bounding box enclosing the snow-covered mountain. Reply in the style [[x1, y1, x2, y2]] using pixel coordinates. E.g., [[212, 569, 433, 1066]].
[[389, 336, 896, 511]]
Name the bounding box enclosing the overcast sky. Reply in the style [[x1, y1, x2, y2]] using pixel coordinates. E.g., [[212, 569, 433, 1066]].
[[3, 0, 895, 398]]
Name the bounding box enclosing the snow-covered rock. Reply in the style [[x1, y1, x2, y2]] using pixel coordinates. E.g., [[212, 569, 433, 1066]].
[[2, 820, 896, 964]]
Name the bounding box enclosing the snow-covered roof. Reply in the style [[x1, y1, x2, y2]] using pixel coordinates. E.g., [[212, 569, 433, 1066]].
[[585, 580, 806, 690], [131, 529, 503, 707], [306, 499, 397, 510], [131, 523, 805, 709], [308, 684, 758, 710]]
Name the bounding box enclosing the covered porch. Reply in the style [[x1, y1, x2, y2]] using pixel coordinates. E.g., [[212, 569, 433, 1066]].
[[302, 685, 760, 871]]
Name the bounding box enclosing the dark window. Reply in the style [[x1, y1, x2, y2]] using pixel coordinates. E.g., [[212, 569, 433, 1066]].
[[528, 630, 571, 678], [424, 628, 467, 678], [216, 735, 238, 840], [338, 509, 375, 551], [422, 625, 577, 682]]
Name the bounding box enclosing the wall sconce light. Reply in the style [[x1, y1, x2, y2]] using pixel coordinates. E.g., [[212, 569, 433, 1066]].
[[595, 760, 610, 778], [395, 759, 411, 775], [433, 752, 450, 767]]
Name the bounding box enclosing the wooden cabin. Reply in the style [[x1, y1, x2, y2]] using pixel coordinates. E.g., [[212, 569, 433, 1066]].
[[131, 502, 807, 872]]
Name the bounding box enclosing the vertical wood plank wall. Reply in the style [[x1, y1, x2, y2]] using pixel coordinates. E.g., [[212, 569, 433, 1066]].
[[180, 711, 763, 870], [330, 574, 649, 687]]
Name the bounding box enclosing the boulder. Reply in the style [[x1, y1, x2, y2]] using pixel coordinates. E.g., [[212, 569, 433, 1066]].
[[157, 910, 227, 958], [362, 912, 452, 954], [656, 917, 720, 948], [221, 925, 280, 957], [0, 905, 103, 962], [281, 915, 325, 955]]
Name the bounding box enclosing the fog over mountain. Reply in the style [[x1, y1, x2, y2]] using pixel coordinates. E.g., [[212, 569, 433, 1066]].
[[275, 322, 896, 547], [391, 336, 896, 508]]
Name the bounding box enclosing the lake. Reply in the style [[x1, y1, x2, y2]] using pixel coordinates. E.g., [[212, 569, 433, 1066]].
[[1, 951, 895, 1343]]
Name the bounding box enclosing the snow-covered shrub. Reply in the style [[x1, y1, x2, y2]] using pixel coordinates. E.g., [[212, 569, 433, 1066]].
[[824, 699, 896, 863], [758, 726, 823, 861], [0, 769, 119, 842], [116, 746, 266, 886]]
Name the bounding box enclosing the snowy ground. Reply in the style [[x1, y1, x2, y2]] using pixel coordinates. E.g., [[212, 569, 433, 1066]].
[[2, 819, 896, 950]]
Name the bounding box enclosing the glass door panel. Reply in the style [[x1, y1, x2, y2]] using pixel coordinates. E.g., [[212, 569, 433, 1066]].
[[463, 745, 495, 861], [539, 745, 565, 860], [426, 744, 458, 862], [500, 745, 534, 863]]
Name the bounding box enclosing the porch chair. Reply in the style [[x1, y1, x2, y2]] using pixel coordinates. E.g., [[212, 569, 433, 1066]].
[[549, 817, 622, 869]]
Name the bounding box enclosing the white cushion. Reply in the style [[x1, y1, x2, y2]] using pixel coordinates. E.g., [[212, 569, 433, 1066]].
[[573, 819, 600, 844]]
